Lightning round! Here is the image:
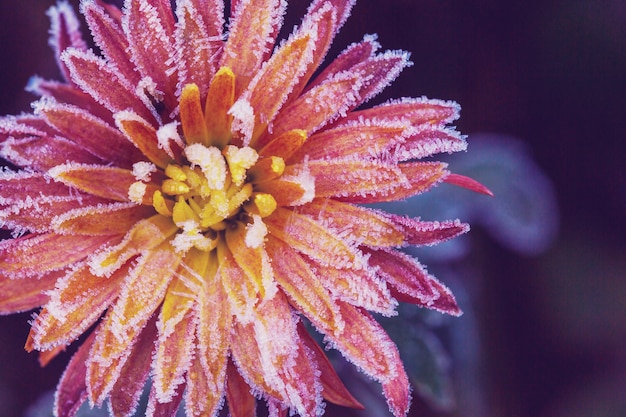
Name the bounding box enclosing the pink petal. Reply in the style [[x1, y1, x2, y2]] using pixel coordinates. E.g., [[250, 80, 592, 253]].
[[0, 233, 111, 279], [444, 173, 494, 196], [146, 383, 185, 417], [225, 361, 257, 417], [122, 0, 178, 111], [0, 171, 74, 205], [81, 0, 141, 86], [174, 0, 223, 97], [394, 125, 468, 161], [220, 0, 287, 95], [296, 322, 364, 409], [54, 331, 96, 417], [47, 1, 88, 83], [109, 316, 157, 417], [34, 98, 142, 167], [61, 48, 154, 122], [389, 216, 470, 246], [1, 136, 104, 171], [0, 270, 62, 315]]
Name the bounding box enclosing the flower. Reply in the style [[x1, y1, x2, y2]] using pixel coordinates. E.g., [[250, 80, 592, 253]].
[[0, 1, 491, 416]]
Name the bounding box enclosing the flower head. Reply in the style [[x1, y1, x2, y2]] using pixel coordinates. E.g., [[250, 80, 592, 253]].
[[0, 1, 491, 416]]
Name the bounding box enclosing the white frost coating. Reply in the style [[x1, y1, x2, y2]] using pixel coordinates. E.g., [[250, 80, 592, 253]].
[[280, 166, 315, 206], [46, 0, 87, 52], [156, 121, 184, 159], [245, 214, 267, 248], [171, 220, 215, 253], [127, 181, 147, 204], [228, 99, 255, 146], [135, 76, 165, 124], [184, 144, 227, 189], [132, 161, 157, 182], [223, 145, 258, 186]]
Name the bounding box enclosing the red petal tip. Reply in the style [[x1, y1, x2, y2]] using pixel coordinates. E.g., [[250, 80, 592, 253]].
[[444, 173, 494, 197]]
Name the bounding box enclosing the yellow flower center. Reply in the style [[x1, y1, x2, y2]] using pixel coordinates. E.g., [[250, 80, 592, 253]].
[[145, 69, 285, 253]]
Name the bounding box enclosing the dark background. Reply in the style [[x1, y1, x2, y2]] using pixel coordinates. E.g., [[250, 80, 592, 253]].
[[1, 1, 625, 416]]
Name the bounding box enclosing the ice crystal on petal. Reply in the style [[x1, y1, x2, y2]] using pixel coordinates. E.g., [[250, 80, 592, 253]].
[[0, 1, 492, 416]]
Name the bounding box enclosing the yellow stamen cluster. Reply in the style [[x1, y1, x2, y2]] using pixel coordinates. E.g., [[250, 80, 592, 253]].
[[153, 143, 281, 253]]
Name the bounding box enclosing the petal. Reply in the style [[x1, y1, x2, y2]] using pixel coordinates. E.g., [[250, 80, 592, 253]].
[[444, 173, 494, 196], [122, 0, 178, 110], [307, 258, 397, 316], [1, 136, 103, 171], [174, 0, 223, 97], [327, 302, 411, 417], [220, 0, 287, 95], [81, 0, 141, 86], [146, 382, 185, 417], [34, 98, 142, 168], [344, 96, 461, 127], [87, 242, 180, 405], [427, 277, 463, 316], [61, 48, 153, 122], [0, 171, 73, 205], [303, 159, 409, 199], [225, 361, 256, 417], [389, 216, 470, 246], [265, 236, 343, 332], [185, 354, 226, 417], [109, 316, 157, 417], [340, 162, 449, 204], [225, 221, 276, 300], [0, 233, 111, 279], [204, 67, 236, 148], [290, 118, 408, 163], [296, 322, 363, 409], [394, 125, 467, 161], [296, 198, 404, 247], [27, 263, 128, 352], [0, 270, 62, 315], [114, 110, 177, 169], [52, 202, 153, 235], [48, 163, 160, 203], [54, 331, 96, 417], [1, 194, 107, 234], [258, 129, 307, 160], [265, 207, 365, 270], [47, 1, 88, 83], [218, 247, 257, 323]]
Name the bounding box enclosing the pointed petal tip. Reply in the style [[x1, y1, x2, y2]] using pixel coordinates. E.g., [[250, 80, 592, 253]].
[[444, 173, 494, 196]]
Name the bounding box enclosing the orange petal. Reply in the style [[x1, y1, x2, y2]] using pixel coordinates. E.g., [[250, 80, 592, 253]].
[[345, 96, 461, 127], [49, 163, 160, 203], [0, 270, 61, 315], [225, 221, 274, 300], [265, 207, 365, 270], [88, 214, 177, 277], [258, 129, 307, 160], [296, 198, 404, 247], [0, 233, 111, 278], [218, 246, 257, 322], [52, 202, 153, 235], [204, 66, 235, 148], [247, 31, 316, 143], [254, 175, 312, 207], [185, 353, 225, 417], [180, 83, 209, 145], [265, 236, 342, 332], [115, 110, 176, 169], [27, 263, 128, 352], [87, 242, 180, 405], [296, 322, 364, 409], [220, 0, 286, 94], [109, 316, 157, 417]]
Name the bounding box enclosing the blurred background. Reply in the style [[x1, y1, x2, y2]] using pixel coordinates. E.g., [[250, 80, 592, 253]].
[[1, 0, 624, 416]]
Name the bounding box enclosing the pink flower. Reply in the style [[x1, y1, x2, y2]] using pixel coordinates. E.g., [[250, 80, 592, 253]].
[[0, 1, 491, 416]]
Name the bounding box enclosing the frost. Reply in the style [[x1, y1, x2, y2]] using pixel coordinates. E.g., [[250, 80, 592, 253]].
[[156, 121, 184, 159], [132, 161, 157, 182], [229, 98, 256, 146], [184, 144, 227, 189], [245, 214, 268, 248], [127, 181, 147, 204]]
